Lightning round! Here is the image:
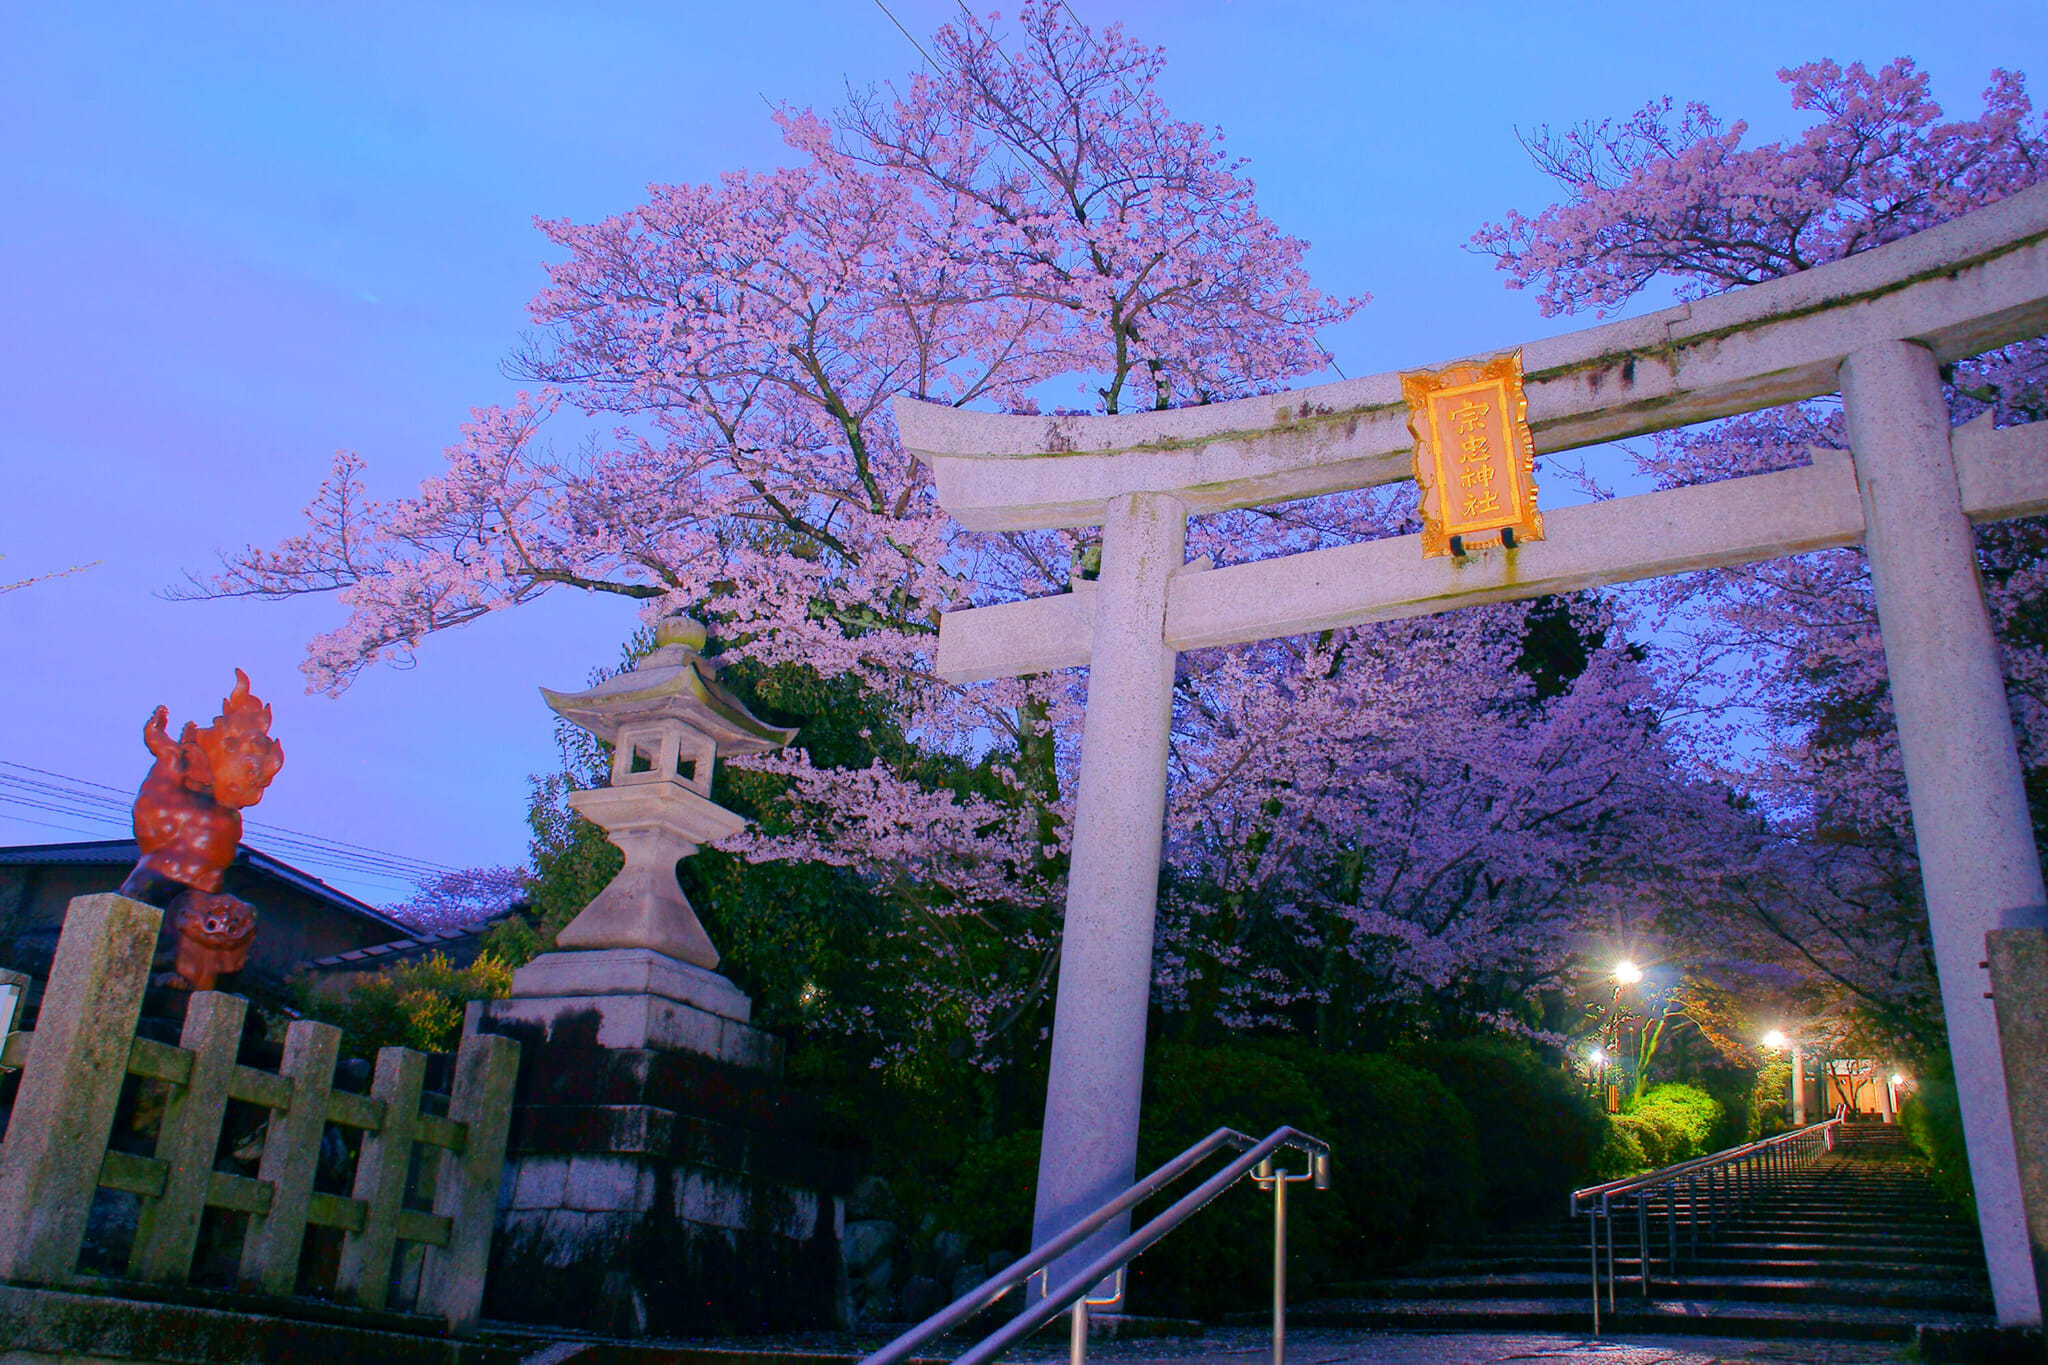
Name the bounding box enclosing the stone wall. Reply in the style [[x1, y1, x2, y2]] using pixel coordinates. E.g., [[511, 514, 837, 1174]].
[[474, 1032, 855, 1336]]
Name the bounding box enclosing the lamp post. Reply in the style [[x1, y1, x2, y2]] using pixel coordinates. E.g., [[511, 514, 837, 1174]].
[[1764, 1029, 1806, 1127], [1606, 960, 1643, 1110]]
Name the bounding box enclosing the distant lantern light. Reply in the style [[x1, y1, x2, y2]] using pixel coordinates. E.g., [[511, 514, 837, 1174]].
[[1892, 1073, 1907, 1087], [1613, 959, 1643, 985], [1589, 1047, 1606, 1066], [1762, 1030, 1787, 1050]]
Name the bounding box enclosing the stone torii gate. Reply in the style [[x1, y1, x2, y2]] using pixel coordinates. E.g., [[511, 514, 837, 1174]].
[[896, 182, 2048, 1326]]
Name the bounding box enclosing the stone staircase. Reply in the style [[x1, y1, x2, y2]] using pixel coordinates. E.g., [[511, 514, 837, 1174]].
[[1290, 1122, 1999, 1342]]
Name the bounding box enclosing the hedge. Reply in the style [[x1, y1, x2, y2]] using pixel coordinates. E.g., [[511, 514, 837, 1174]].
[[1401, 1038, 1606, 1220], [1899, 1072, 1975, 1216]]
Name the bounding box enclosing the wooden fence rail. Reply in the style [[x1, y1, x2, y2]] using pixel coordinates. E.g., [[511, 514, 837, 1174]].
[[0, 893, 518, 1332]]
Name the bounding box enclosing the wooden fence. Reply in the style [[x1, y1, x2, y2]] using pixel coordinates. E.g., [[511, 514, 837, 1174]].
[[0, 893, 518, 1332]]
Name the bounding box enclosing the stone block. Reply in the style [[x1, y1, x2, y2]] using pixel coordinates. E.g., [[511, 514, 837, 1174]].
[[861, 1257, 893, 1295], [510, 1157, 568, 1210], [933, 1229, 970, 1276], [718, 1018, 783, 1071], [843, 1219, 896, 1273], [847, 1174, 894, 1220], [902, 1274, 946, 1322], [482, 993, 781, 1071], [762, 1186, 821, 1242], [541, 1209, 635, 1268], [565, 1156, 652, 1213], [951, 1264, 989, 1305], [676, 1169, 748, 1231], [509, 948, 752, 1021]]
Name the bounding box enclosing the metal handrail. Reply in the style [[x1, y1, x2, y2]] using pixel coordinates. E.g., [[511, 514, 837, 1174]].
[[1570, 1111, 1846, 1333], [859, 1124, 1331, 1365]]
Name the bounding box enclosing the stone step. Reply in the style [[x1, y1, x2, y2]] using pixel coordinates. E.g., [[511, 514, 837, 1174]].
[[1443, 1225, 1982, 1256], [1316, 1271, 1989, 1312], [1280, 1295, 1997, 1342], [0, 1283, 522, 1365], [1380, 1249, 1989, 1279]]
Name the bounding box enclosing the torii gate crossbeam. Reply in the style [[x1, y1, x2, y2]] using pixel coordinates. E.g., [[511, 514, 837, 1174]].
[[898, 181, 2048, 1327]]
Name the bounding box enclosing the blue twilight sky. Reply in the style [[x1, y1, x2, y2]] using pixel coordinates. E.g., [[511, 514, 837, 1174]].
[[1, 3, 2041, 904]]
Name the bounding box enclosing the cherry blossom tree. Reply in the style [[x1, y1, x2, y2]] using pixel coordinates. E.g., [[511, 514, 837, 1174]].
[[1475, 58, 2048, 1052], [0, 554, 94, 595], [189, 4, 1355, 703], [191, 4, 1369, 1065], [383, 865, 529, 935], [192, 6, 1780, 1080], [1150, 587, 1766, 1055]]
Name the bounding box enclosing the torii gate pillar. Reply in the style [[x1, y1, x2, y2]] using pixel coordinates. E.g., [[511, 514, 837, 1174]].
[[1031, 491, 1186, 1292], [1844, 339, 2047, 1325]]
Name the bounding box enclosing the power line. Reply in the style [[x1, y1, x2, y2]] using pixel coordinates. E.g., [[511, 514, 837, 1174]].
[[0, 759, 458, 892], [871, 0, 935, 67], [0, 761, 455, 871]]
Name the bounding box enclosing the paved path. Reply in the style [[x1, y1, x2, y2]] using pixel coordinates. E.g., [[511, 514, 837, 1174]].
[[998, 1326, 1904, 1365], [544, 1326, 1908, 1365]]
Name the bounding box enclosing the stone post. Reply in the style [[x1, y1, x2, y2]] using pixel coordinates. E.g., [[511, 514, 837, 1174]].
[[0, 894, 159, 1283], [1029, 491, 1187, 1296], [1986, 927, 2048, 1331], [1793, 1049, 1807, 1128], [1843, 338, 2046, 1327]]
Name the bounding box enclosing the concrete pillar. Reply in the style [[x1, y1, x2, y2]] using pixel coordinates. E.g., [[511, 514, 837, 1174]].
[[1879, 1067, 1896, 1124], [1986, 927, 2048, 1330], [1793, 1049, 1807, 1128], [1029, 490, 1187, 1297], [1843, 339, 2047, 1327]]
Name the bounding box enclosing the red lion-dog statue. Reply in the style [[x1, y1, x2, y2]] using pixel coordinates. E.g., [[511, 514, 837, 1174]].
[[119, 669, 285, 989]]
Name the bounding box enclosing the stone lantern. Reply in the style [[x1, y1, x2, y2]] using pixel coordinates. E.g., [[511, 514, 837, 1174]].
[[491, 614, 796, 1049], [538, 614, 794, 970], [472, 621, 850, 1336]]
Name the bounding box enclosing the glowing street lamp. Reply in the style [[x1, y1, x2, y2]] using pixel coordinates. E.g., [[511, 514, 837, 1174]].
[[1613, 959, 1643, 985], [1760, 1028, 1807, 1124]]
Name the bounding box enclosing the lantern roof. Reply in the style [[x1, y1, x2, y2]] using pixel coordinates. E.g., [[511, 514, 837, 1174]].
[[539, 616, 798, 756]]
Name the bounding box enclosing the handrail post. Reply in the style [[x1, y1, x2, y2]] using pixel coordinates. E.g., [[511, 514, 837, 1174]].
[[1587, 1200, 1600, 1337], [1257, 1153, 1314, 1365], [1602, 1192, 1615, 1312], [1069, 1298, 1088, 1365], [1271, 1162, 1288, 1365], [1637, 1195, 1651, 1297]]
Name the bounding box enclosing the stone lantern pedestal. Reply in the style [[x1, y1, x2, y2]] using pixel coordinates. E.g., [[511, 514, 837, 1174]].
[[472, 617, 851, 1336]]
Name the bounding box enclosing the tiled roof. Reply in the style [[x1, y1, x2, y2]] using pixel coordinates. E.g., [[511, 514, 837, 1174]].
[[0, 838, 415, 935], [298, 918, 505, 972]]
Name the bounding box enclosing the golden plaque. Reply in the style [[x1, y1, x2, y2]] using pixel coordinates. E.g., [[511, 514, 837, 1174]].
[[1401, 350, 1543, 557]]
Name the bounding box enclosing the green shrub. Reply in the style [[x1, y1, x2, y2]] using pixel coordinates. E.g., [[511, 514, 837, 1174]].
[[939, 1127, 1041, 1256], [1628, 1084, 1723, 1166], [1289, 1048, 1480, 1268], [295, 951, 512, 1060], [1899, 1073, 1975, 1216], [1593, 1117, 1650, 1178], [1748, 1061, 1792, 1139], [1686, 1070, 1755, 1151], [1402, 1038, 1606, 1219], [1129, 1043, 1333, 1317], [1121, 1041, 1482, 1317], [1610, 1112, 1669, 1168]]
